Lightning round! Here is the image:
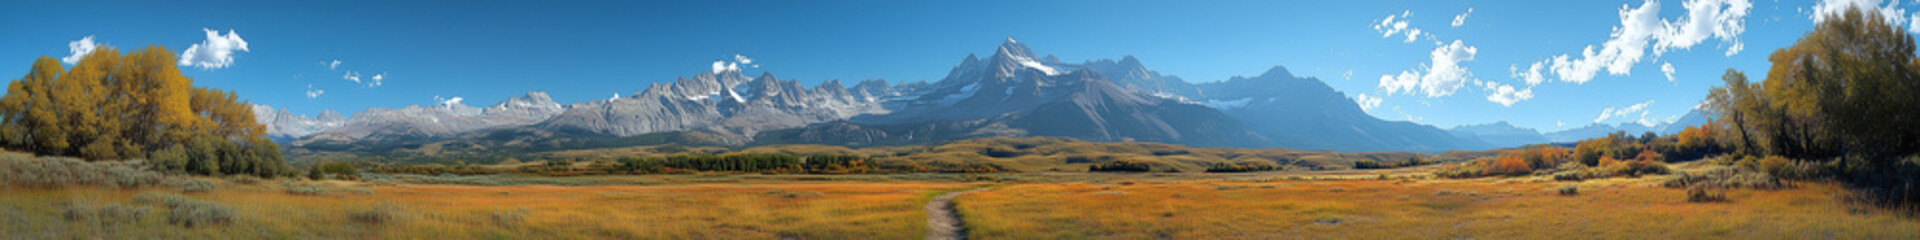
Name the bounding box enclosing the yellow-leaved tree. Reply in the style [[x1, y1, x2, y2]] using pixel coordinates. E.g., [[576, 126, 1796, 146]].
[[0, 45, 286, 177]]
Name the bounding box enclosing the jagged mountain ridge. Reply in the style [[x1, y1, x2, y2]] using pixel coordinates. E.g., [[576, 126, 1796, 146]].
[[289, 91, 567, 149], [279, 38, 1511, 153]]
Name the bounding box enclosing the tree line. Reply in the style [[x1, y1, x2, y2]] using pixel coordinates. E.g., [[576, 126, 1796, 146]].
[[0, 46, 287, 177], [1703, 8, 1920, 205]]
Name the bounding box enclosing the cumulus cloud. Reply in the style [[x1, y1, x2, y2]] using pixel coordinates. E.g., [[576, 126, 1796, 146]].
[[370, 73, 385, 87], [179, 28, 250, 69], [1594, 100, 1655, 124], [1354, 93, 1384, 112], [1452, 8, 1474, 27], [62, 36, 99, 64], [1509, 62, 1547, 85], [1373, 10, 1429, 43], [1810, 0, 1908, 25], [1378, 40, 1478, 98], [435, 96, 464, 107], [328, 60, 342, 70], [711, 54, 758, 73], [1521, 0, 1750, 84], [305, 84, 324, 99], [1379, 71, 1419, 95], [342, 71, 361, 83], [1661, 62, 1677, 81], [1485, 83, 1534, 107]]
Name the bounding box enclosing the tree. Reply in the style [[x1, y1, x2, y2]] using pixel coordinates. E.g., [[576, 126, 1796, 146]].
[[0, 45, 287, 177]]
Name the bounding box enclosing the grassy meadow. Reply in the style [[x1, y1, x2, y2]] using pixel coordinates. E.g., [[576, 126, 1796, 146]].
[[0, 177, 977, 239], [958, 176, 1917, 239]]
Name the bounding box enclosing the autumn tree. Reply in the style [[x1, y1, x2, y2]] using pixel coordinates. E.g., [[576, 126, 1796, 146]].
[[0, 45, 287, 177], [1706, 6, 1920, 205]]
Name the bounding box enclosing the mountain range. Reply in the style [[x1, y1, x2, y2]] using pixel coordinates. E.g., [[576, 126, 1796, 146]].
[[256, 38, 1701, 154], [1445, 108, 1711, 147]]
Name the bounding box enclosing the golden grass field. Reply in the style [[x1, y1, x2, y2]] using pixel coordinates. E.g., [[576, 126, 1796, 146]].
[[0, 180, 977, 239], [4, 169, 1919, 239]]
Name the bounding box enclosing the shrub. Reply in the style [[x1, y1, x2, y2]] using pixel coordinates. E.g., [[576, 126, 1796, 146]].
[[286, 184, 327, 196], [1089, 160, 1152, 172], [62, 200, 151, 227], [229, 175, 262, 185], [1688, 185, 1727, 203], [169, 179, 218, 193], [1756, 156, 1792, 178], [1662, 166, 1788, 190], [1557, 184, 1580, 195], [1205, 162, 1281, 173], [350, 201, 407, 224], [0, 154, 161, 188], [143, 193, 234, 227]]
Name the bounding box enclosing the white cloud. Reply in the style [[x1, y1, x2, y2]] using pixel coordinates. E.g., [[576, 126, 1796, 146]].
[[1452, 8, 1475, 27], [342, 71, 361, 83], [328, 60, 342, 70], [370, 73, 385, 87], [1485, 83, 1534, 107], [62, 36, 99, 64], [711, 54, 758, 73], [1379, 71, 1419, 95], [305, 84, 324, 99], [1420, 40, 1477, 97], [609, 92, 622, 102], [1373, 10, 1427, 43], [178, 28, 250, 69], [1661, 62, 1677, 81], [1594, 99, 1655, 124], [1557, 120, 1566, 127], [1523, 0, 1750, 84], [1354, 93, 1384, 111], [1378, 40, 1478, 98], [1810, 0, 1908, 25], [1342, 69, 1354, 80], [711, 60, 738, 73], [436, 96, 464, 107], [1509, 62, 1547, 85]]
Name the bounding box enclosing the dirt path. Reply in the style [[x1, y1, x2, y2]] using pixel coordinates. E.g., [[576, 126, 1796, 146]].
[[926, 188, 989, 240]]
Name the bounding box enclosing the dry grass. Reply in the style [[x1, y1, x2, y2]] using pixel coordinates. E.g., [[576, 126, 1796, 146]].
[[957, 177, 1920, 239], [0, 179, 974, 239], [3, 165, 1918, 239]]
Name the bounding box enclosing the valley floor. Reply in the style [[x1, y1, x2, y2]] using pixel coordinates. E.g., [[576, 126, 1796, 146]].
[[3, 171, 1916, 239]]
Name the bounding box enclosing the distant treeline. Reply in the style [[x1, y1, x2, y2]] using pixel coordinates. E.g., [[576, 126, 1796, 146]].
[[1352, 156, 1437, 169], [1088, 160, 1152, 172], [365, 153, 1012, 177], [1204, 162, 1282, 173]]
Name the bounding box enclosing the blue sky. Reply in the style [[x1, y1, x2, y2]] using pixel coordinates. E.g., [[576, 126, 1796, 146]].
[[0, 0, 1901, 132]]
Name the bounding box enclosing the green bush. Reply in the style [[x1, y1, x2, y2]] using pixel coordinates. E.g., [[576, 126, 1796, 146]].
[[0, 154, 161, 188], [285, 183, 327, 196], [1662, 166, 1788, 190], [1688, 185, 1727, 203], [1089, 160, 1152, 172], [350, 201, 408, 224], [168, 179, 218, 193], [62, 200, 151, 227], [137, 192, 234, 228]]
